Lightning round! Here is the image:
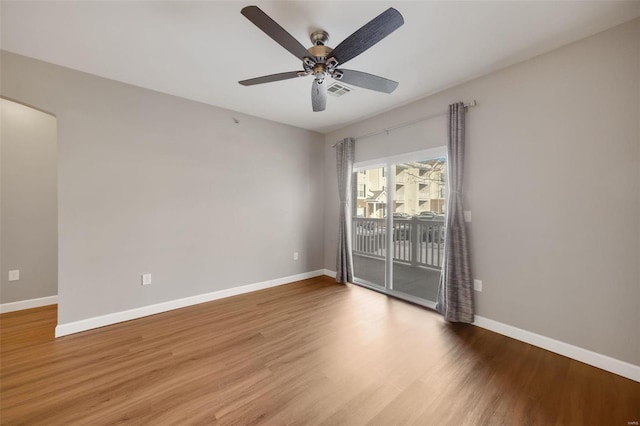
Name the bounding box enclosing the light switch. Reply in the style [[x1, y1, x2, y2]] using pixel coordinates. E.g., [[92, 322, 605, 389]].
[[464, 210, 472, 222], [8, 270, 20, 281]]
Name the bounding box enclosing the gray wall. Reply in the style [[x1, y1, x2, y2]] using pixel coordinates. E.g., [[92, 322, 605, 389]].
[[1, 99, 58, 303], [0, 51, 325, 324], [324, 19, 640, 365]]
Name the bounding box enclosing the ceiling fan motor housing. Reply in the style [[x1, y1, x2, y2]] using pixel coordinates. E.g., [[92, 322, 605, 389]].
[[306, 35, 339, 83]]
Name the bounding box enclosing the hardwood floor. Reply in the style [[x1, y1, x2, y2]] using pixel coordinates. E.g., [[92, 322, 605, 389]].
[[1, 276, 639, 425]]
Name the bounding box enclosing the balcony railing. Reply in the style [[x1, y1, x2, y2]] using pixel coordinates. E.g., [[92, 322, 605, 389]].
[[352, 217, 445, 270]]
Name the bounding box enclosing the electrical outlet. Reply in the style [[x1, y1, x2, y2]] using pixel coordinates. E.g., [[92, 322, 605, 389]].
[[8, 270, 20, 282], [141, 273, 152, 286], [474, 279, 482, 292], [464, 210, 472, 222], [293, 252, 299, 261]]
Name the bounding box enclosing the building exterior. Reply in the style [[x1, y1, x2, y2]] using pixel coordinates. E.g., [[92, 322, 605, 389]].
[[355, 159, 446, 218]]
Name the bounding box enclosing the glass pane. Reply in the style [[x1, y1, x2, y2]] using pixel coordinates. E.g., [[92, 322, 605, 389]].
[[352, 166, 387, 288], [391, 158, 446, 302]]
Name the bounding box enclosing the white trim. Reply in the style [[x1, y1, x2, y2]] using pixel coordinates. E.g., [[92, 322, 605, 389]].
[[0, 295, 58, 313], [322, 269, 337, 278], [474, 316, 640, 383], [55, 270, 325, 338], [354, 146, 447, 170], [49, 269, 639, 382]]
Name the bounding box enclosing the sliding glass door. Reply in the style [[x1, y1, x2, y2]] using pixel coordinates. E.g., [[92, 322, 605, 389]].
[[390, 159, 446, 303], [352, 166, 386, 289], [352, 149, 447, 307]]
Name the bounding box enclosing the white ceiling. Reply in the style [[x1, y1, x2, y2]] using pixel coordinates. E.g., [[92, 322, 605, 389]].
[[2, 1, 639, 133]]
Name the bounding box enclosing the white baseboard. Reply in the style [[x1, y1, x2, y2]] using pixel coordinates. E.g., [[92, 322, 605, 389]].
[[0, 295, 58, 314], [51, 268, 639, 383], [474, 316, 640, 383], [322, 269, 337, 278], [55, 270, 325, 338]]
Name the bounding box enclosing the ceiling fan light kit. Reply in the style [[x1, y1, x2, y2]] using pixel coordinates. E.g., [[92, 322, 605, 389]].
[[239, 5, 404, 112]]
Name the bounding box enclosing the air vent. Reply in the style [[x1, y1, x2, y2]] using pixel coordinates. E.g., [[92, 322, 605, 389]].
[[327, 82, 353, 97]]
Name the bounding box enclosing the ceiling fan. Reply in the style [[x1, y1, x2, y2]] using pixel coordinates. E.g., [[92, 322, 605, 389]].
[[238, 5, 404, 112]]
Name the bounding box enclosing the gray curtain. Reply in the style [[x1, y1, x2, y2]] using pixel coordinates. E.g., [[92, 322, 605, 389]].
[[436, 102, 474, 322], [335, 137, 355, 283]]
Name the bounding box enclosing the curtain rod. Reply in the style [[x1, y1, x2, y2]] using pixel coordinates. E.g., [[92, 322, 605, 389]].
[[333, 100, 477, 147]]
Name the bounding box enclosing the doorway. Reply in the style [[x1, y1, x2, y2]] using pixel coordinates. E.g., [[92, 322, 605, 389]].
[[0, 98, 58, 309], [352, 147, 446, 308]]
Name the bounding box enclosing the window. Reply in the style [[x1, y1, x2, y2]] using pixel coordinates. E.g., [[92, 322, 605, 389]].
[[357, 184, 366, 198]]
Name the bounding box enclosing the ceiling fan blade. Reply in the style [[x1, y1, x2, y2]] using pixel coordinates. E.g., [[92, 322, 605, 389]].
[[241, 6, 310, 61], [329, 8, 404, 66], [311, 80, 327, 112], [239, 71, 305, 86], [336, 69, 398, 93]]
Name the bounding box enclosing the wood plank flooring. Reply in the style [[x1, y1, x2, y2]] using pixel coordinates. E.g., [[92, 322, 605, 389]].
[[1, 276, 639, 425]]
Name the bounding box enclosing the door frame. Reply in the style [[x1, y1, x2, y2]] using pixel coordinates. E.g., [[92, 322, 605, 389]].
[[352, 146, 447, 310]]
